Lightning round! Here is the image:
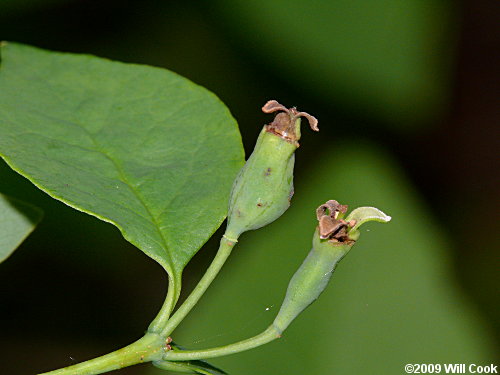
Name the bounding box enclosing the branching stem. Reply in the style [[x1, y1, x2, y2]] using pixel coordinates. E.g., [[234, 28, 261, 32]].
[[37, 334, 165, 375], [159, 235, 237, 337], [37, 235, 238, 374]]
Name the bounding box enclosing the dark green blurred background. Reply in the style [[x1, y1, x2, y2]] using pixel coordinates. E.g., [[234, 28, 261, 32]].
[[0, 1, 498, 374]]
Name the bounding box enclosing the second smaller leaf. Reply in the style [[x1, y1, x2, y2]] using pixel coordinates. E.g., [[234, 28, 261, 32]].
[[0, 193, 42, 263]]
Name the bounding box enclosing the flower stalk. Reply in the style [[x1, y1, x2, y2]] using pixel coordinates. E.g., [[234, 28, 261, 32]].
[[163, 200, 390, 362], [34, 104, 391, 375], [154, 100, 319, 338]]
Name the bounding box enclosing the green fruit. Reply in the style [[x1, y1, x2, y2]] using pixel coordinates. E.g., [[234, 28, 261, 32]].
[[225, 100, 318, 240], [273, 201, 391, 332]]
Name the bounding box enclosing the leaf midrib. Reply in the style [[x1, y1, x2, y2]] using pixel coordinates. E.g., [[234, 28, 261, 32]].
[[3, 93, 174, 266], [76, 125, 172, 263]]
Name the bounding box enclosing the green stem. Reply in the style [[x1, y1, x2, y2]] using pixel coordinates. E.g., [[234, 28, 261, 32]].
[[37, 333, 165, 375], [37, 234, 236, 374], [159, 235, 237, 337], [163, 325, 281, 361], [148, 273, 180, 333]]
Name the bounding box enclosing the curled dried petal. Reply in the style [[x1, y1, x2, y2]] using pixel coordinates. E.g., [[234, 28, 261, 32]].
[[291, 110, 319, 132], [262, 100, 289, 114], [262, 99, 319, 145], [316, 200, 347, 220], [316, 200, 352, 243]]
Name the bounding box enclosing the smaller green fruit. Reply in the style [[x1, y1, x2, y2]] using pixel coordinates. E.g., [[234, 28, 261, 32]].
[[273, 200, 391, 333]]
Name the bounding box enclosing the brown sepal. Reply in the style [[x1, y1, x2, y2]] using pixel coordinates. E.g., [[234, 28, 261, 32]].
[[316, 200, 354, 244], [262, 99, 319, 145]]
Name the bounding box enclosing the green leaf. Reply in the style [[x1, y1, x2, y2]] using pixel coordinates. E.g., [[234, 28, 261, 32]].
[[0, 193, 42, 263], [0, 42, 244, 287]]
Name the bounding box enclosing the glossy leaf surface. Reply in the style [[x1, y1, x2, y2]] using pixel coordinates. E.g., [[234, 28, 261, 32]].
[[0, 42, 244, 283]]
